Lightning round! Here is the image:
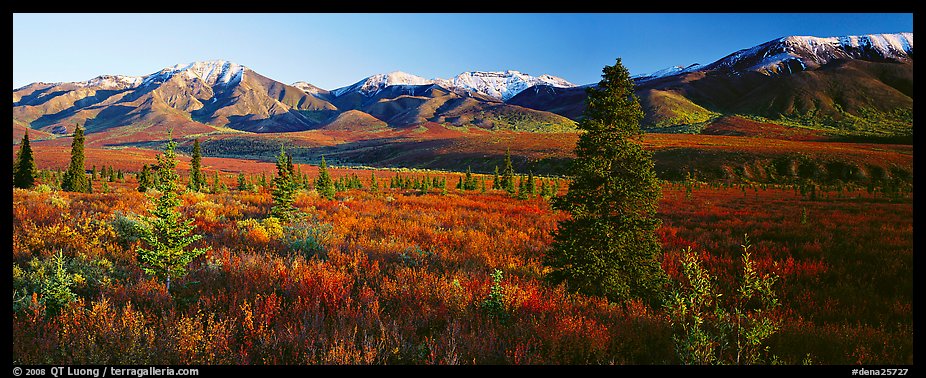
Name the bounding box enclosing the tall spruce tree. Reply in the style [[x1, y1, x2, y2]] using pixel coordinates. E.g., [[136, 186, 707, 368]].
[[492, 166, 501, 190], [544, 58, 668, 305], [188, 139, 205, 192], [370, 171, 379, 193], [463, 166, 478, 190], [315, 156, 336, 200], [270, 146, 298, 220], [237, 172, 250, 191], [137, 134, 208, 291], [501, 149, 516, 194], [14, 132, 37, 189], [526, 170, 536, 196], [61, 125, 90, 193]]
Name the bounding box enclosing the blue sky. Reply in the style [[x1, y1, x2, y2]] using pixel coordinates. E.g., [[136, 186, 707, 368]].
[[13, 13, 913, 90]]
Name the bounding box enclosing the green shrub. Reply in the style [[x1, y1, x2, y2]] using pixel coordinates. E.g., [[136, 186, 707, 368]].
[[41, 252, 77, 316], [481, 269, 508, 322], [668, 235, 781, 365], [283, 218, 333, 260], [111, 211, 151, 247]]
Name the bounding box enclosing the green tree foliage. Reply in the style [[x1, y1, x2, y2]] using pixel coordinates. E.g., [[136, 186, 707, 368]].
[[544, 58, 668, 305], [526, 170, 536, 196], [270, 146, 299, 221], [237, 172, 251, 192], [492, 166, 501, 190], [14, 132, 37, 189], [137, 164, 152, 193], [41, 251, 77, 316], [462, 166, 478, 191], [61, 125, 90, 193], [481, 269, 508, 321], [668, 235, 781, 365], [370, 171, 379, 193], [516, 176, 529, 200], [684, 171, 696, 200], [314, 156, 336, 200], [188, 139, 205, 192], [137, 135, 209, 291], [501, 149, 516, 194]]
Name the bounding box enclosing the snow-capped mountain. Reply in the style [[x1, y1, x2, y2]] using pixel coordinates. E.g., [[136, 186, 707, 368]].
[[330, 70, 577, 102], [435, 70, 576, 101], [633, 33, 913, 81], [13, 59, 337, 135], [75, 75, 145, 90], [331, 71, 433, 97], [13, 31, 913, 139], [292, 81, 327, 95], [142, 60, 246, 87], [708, 33, 913, 75], [633, 64, 702, 83]]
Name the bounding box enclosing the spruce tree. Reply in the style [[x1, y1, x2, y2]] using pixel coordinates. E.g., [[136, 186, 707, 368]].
[[516, 176, 529, 200], [137, 134, 208, 291], [138, 164, 152, 192], [526, 170, 536, 196], [501, 149, 516, 194], [544, 58, 668, 305], [270, 146, 298, 220], [315, 156, 336, 200], [463, 166, 478, 190], [237, 172, 249, 191], [13, 132, 37, 189], [61, 125, 90, 193], [492, 166, 501, 190], [188, 139, 205, 192]]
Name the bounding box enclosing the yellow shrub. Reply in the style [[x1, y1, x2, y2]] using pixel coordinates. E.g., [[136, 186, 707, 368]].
[[261, 217, 285, 240]]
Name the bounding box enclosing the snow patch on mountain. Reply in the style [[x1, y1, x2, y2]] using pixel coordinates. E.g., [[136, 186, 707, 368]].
[[633, 64, 702, 83], [330, 70, 576, 101], [76, 75, 144, 90], [633, 33, 912, 82], [143, 60, 245, 87], [714, 33, 913, 75], [331, 71, 432, 97], [292, 81, 324, 95], [435, 70, 576, 101]]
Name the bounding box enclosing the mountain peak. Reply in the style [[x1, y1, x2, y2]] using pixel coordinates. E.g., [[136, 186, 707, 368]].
[[708, 32, 913, 75], [331, 71, 432, 97], [144, 60, 246, 87], [76, 74, 144, 89], [635, 32, 914, 82], [435, 70, 576, 101]]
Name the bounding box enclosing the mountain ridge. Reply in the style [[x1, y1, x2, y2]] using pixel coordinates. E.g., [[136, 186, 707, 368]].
[[12, 32, 913, 141]]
